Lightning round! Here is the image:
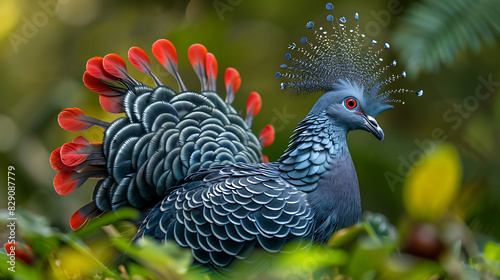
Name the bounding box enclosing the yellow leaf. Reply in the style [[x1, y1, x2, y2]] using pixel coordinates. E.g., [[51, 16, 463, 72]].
[[56, 246, 102, 278], [0, 0, 20, 42], [403, 143, 461, 221]]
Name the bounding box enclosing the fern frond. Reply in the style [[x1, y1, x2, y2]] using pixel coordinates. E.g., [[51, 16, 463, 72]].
[[392, 0, 500, 75]]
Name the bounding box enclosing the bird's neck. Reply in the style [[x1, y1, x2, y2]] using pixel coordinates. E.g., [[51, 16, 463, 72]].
[[278, 113, 361, 243]]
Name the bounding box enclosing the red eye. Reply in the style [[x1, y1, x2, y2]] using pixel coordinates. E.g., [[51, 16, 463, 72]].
[[345, 98, 357, 109]]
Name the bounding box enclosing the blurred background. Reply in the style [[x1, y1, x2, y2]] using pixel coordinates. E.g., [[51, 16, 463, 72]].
[[0, 0, 499, 278]]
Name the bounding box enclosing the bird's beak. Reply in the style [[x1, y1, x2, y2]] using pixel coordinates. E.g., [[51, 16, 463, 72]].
[[363, 115, 384, 142]]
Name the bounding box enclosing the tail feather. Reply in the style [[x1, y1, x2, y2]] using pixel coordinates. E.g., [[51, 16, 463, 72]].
[[51, 137, 105, 172], [71, 136, 90, 145], [50, 148, 68, 171], [58, 108, 110, 132], [224, 68, 241, 104], [206, 53, 218, 92], [259, 125, 275, 147], [54, 170, 106, 195], [70, 202, 102, 230], [188, 44, 208, 91], [152, 39, 186, 91], [128, 46, 163, 86], [245, 92, 262, 128], [103, 54, 137, 85], [83, 71, 124, 97], [128, 46, 151, 74], [52, 40, 278, 230], [60, 142, 104, 167], [86, 57, 117, 81], [99, 94, 125, 114]]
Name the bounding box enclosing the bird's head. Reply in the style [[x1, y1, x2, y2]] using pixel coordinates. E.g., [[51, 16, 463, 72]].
[[277, 7, 422, 142], [308, 79, 393, 142]]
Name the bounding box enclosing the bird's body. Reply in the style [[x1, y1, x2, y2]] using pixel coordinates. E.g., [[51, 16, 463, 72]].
[[51, 3, 421, 269], [137, 102, 365, 265], [138, 162, 312, 267], [277, 110, 362, 243]]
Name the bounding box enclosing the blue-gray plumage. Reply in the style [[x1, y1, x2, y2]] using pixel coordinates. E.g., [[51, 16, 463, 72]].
[[137, 162, 313, 267], [136, 78, 389, 266], [94, 86, 263, 212], [52, 3, 422, 269]]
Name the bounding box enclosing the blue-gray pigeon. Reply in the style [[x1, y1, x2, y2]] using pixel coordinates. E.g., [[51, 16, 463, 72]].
[[51, 2, 421, 269]]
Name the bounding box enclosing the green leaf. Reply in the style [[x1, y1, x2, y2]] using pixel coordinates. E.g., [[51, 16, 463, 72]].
[[126, 262, 157, 279], [113, 236, 193, 278], [363, 212, 398, 245], [347, 238, 395, 279], [327, 223, 364, 247], [483, 241, 500, 276], [393, 0, 500, 76], [270, 243, 348, 278], [484, 241, 500, 263], [70, 207, 139, 238]]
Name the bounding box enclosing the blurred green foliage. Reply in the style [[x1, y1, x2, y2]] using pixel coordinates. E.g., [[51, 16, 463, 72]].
[[393, 0, 500, 75], [1, 0, 500, 279]]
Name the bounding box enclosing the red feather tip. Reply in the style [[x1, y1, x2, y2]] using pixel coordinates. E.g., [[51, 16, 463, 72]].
[[58, 108, 93, 132], [262, 155, 270, 163], [70, 209, 87, 230], [128, 46, 151, 74], [188, 44, 208, 69], [72, 136, 90, 145], [60, 142, 87, 166], [103, 54, 130, 81], [259, 124, 275, 147], [3, 242, 35, 264], [83, 71, 118, 96], [50, 137, 91, 171], [50, 148, 67, 171], [152, 39, 178, 68], [224, 67, 241, 94], [99, 95, 124, 114], [70, 202, 98, 230], [86, 57, 117, 81], [246, 91, 262, 116], [206, 53, 218, 79], [53, 170, 80, 195]]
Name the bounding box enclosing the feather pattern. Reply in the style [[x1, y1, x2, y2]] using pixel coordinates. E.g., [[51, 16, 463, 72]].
[[128, 46, 163, 86], [188, 44, 208, 91], [152, 39, 187, 91], [245, 91, 262, 127], [224, 68, 240, 105], [51, 3, 415, 270], [206, 53, 218, 92], [136, 162, 313, 266], [58, 108, 110, 132], [53, 40, 268, 219]]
